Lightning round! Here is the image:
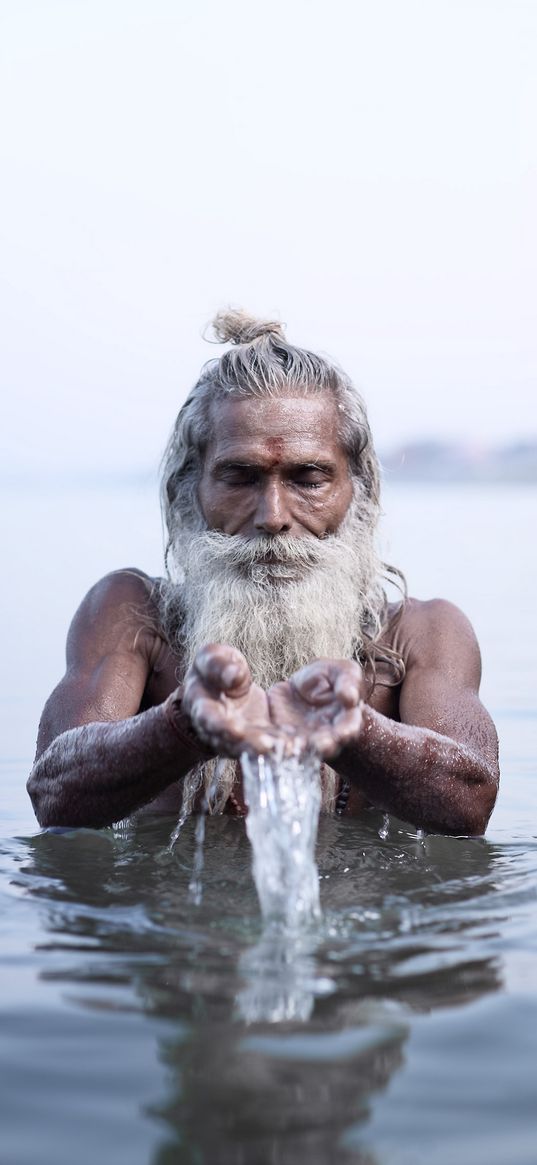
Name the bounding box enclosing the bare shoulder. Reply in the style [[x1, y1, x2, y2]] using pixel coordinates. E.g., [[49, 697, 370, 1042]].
[[393, 596, 482, 682], [35, 569, 166, 757], [66, 567, 164, 669]]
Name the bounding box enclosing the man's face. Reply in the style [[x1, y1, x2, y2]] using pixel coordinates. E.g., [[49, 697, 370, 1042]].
[[197, 394, 353, 539]]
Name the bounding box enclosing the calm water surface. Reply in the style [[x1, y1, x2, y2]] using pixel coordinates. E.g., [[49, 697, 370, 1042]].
[[1, 482, 536, 1165]]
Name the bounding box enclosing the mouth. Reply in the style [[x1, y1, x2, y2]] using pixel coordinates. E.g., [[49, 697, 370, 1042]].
[[248, 559, 305, 581]]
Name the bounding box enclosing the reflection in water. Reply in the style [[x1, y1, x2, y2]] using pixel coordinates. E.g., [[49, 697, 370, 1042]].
[[8, 814, 506, 1164], [236, 924, 333, 1024], [150, 1005, 408, 1165]]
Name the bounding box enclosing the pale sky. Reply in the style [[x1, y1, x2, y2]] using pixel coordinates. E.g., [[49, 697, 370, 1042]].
[[1, 0, 535, 477]]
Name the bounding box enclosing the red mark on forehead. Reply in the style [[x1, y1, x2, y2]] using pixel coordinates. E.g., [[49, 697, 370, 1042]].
[[265, 436, 285, 459]]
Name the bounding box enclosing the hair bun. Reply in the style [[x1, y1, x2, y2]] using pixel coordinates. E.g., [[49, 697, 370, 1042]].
[[211, 308, 286, 346]]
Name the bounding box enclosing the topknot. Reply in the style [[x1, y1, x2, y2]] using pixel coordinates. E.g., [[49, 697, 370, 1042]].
[[211, 308, 286, 346]]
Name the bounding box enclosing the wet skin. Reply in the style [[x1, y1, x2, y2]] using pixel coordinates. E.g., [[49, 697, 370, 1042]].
[[197, 395, 354, 539], [27, 393, 500, 834]]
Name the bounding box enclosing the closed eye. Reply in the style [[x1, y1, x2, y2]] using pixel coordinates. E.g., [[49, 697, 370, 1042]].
[[291, 465, 333, 489], [213, 461, 334, 488], [219, 473, 258, 487]]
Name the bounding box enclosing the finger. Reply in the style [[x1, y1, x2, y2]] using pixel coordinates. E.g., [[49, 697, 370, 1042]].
[[290, 663, 334, 705], [310, 703, 364, 758], [333, 703, 364, 743], [187, 694, 227, 731], [215, 723, 279, 758], [290, 659, 363, 707], [309, 727, 339, 758], [189, 694, 278, 757], [333, 665, 362, 707], [192, 644, 252, 696], [181, 674, 206, 716], [244, 725, 282, 755], [183, 673, 233, 716]]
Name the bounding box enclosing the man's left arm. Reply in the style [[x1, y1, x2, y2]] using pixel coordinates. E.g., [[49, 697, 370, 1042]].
[[336, 599, 499, 835]]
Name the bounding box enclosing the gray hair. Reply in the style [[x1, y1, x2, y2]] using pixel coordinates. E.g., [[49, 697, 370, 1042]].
[[159, 309, 406, 687], [161, 309, 381, 561]]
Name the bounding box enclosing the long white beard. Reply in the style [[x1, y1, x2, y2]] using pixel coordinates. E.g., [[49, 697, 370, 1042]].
[[162, 493, 384, 813]]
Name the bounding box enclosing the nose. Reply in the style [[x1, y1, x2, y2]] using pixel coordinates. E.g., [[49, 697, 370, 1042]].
[[254, 480, 292, 535]]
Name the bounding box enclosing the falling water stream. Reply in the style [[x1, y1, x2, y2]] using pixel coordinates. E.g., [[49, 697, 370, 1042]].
[[237, 741, 328, 1022], [174, 742, 327, 1021], [175, 745, 323, 928], [240, 741, 322, 928]]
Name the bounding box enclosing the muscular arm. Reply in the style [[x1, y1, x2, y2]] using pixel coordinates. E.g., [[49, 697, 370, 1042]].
[[27, 571, 209, 829], [336, 599, 499, 835]]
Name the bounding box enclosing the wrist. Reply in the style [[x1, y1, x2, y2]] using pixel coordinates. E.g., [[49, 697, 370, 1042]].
[[163, 688, 214, 760]]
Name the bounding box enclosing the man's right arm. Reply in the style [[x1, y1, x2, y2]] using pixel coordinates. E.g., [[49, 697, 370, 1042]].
[[27, 570, 210, 829]]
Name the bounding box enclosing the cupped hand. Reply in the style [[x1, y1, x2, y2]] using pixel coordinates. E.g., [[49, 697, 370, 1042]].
[[182, 643, 277, 757], [267, 658, 365, 759]]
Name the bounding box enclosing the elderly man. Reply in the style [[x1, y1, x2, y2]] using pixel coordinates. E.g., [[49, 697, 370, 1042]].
[[27, 310, 499, 835]]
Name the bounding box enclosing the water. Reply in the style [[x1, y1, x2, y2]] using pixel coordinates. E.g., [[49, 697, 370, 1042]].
[[241, 743, 322, 927], [187, 810, 207, 906], [2, 481, 537, 1164], [237, 744, 324, 1025]]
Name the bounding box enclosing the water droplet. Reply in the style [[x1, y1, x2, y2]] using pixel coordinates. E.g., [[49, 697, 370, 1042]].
[[378, 813, 390, 840]]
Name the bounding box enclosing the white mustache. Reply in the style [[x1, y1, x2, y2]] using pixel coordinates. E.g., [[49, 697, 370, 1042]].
[[183, 530, 332, 570]]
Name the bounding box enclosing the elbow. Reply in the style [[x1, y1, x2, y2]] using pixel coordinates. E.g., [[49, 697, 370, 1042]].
[[27, 759, 70, 828], [465, 779, 498, 837], [27, 765, 39, 811], [27, 763, 52, 827], [441, 807, 492, 838], [465, 762, 499, 836], [426, 768, 499, 838]]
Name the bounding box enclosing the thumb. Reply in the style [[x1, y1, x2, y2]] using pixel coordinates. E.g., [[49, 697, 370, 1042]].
[[194, 643, 252, 697]]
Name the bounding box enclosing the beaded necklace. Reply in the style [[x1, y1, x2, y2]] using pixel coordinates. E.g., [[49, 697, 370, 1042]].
[[335, 777, 351, 816]]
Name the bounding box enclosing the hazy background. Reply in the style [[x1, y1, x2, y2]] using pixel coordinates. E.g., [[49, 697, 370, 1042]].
[[2, 15, 536, 1159], [1, 0, 536, 482]]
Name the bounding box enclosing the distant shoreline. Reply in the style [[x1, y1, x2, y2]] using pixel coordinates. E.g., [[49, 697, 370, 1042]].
[[3, 441, 537, 487], [381, 440, 537, 484]]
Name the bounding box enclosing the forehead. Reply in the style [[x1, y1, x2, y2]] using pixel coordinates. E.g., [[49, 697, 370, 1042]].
[[205, 394, 346, 463]]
